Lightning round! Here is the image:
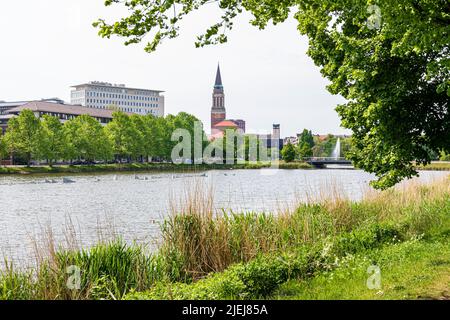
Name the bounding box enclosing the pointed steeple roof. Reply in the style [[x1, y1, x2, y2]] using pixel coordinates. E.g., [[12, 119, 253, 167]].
[[214, 63, 223, 89]]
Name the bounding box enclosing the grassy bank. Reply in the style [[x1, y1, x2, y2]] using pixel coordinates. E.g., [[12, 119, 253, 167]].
[[0, 176, 448, 300], [275, 237, 450, 300], [416, 162, 450, 171], [0, 161, 313, 176]]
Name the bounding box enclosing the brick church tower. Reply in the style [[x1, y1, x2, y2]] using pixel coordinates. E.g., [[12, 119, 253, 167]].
[[211, 64, 226, 132]]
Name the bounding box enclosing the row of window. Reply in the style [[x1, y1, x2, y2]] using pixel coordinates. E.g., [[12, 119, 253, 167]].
[[119, 108, 156, 115], [72, 92, 84, 99], [85, 91, 159, 101], [86, 99, 159, 108], [88, 86, 158, 96]]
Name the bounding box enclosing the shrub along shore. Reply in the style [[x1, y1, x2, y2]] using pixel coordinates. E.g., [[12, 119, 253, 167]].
[[0, 162, 313, 175], [0, 176, 448, 300]]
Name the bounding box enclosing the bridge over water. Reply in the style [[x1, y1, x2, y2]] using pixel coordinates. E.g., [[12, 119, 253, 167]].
[[306, 157, 353, 167]]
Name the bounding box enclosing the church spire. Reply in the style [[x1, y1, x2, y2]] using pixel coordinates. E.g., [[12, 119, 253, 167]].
[[211, 63, 226, 131], [214, 63, 223, 89]]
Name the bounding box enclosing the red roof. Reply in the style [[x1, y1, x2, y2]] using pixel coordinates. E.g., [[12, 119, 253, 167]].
[[214, 120, 238, 128]]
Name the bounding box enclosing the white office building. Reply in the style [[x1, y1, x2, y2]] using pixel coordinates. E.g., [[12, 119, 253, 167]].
[[70, 81, 165, 117]]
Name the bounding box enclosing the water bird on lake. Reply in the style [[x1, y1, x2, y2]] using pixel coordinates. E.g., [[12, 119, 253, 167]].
[[62, 178, 76, 184], [134, 175, 150, 181]]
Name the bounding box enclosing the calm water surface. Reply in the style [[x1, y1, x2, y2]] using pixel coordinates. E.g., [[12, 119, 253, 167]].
[[0, 169, 447, 266]]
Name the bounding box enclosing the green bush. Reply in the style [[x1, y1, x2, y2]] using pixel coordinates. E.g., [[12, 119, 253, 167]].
[[233, 255, 290, 298], [332, 224, 403, 256]]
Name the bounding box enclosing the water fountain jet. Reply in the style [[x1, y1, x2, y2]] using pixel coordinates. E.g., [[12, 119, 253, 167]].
[[332, 138, 341, 160]]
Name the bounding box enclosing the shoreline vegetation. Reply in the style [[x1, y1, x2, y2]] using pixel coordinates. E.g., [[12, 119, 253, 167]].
[[0, 161, 449, 176], [0, 175, 448, 300], [0, 162, 313, 176]]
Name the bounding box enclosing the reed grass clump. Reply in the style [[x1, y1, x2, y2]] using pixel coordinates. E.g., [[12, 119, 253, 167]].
[[1, 240, 163, 300]]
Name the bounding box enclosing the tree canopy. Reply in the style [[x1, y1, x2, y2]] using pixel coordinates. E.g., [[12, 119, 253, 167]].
[[106, 112, 142, 160], [0, 135, 8, 162], [298, 129, 314, 159], [94, 0, 450, 189], [65, 115, 113, 162], [281, 143, 297, 163], [4, 109, 41, 166], [39, 115, 67, 165], [1, 110, 207, 165]]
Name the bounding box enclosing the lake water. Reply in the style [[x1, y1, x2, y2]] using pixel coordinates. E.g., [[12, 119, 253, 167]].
[[0, 169, 447, 267]]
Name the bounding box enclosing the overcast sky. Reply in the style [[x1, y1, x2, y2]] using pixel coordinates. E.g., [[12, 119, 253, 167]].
[[0, 0, 349, 137]]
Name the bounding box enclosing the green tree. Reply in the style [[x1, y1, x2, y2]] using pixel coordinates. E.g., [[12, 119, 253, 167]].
[[38, 115, 67, 166], [65, 115, 112, 162], [298, 142, 312, 160], [440, 151, 450, 162], [0, 136, 8, 165], [244, 134, 261, 162], [222, 129, 242, 163], [153, 116, 174, 161], [130, 114, 147, 162], [340, 137, 353, 160], [298, 129, 314, 149], [297, 129, 315, 159], [281, 143, 297, 163], [142, 114, 159, 161], [171, 112, 206, 161], [106, 112, 141, 162], [95, 0, 450, 189], [4, 109, 41, 166]]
